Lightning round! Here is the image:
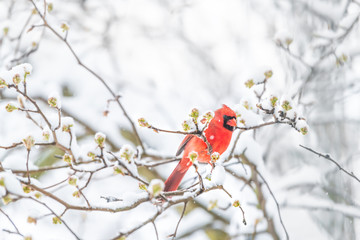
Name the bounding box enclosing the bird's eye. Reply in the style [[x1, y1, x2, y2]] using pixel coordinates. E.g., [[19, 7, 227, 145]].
[[223, 115, 236, 131], [223, 115, 236, 121]]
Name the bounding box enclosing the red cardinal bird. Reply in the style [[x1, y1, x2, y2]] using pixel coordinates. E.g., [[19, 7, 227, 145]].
[[164, 104, 237, 192]]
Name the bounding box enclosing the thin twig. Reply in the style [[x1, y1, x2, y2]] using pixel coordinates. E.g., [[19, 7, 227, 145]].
[[193, 164, 204, 191], [17, 108, 38, 113], [26, 150, 31, 183], [254, 168, 289, 240], [0, 142, 23, 149], [26, 197, 81, 240], [238, 205, 247, 225], [111, 185, 227, 239], [171, 202, 187, 240], [108, 152, 148, 185], [148, 125, 200, 136], [152, 221, 159, 240], [54, 107, 62, 130], [299, 144, 360, 183], [77, 187, 91, 207], [42, 177, 68, 190], [0, 208, 23, 237], [12, 12, 33, 58], [277, 42, 312, 69]]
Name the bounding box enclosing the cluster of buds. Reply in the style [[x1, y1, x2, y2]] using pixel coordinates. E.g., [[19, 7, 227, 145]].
[[295, 119, 309, 135], [245, 79, 255, 88], [27, 216, 37, 225], [113, 165, 125, 175], [281, 100, 292, 111], [0, 78, 8, 88], [63, 153, 72, 164], [277, 98, 298, 122], [52, 217, 62, 224], [148, 179, 164, 198], [270, 96, 278, 108], [138, 183, 147, 191], [138, 118, 150, 128], [48, 96, 58, 108], [275, 31, 293, 47], [233, 200, 241, 207], [284, 38, 293, 46], [189, 108, 199, 124], [22, 135, 35, 150], [238, 118, 246, 126], [0, 63, 32, 89], [210, 152, 220, 164], [188, 151, 198, 163], [200, 111, 214, 124], [299, 126, 308, 135], [62, 123, 73, 133], [68, 176, 78, 186], [72, 191, 80, 198], [258, 95, 309, 135], [2, 195, 12, 205], [336, 53, 348, 67], [47, 2, 54, 12], [87, 151, 96, 160], [120, 144, 135, 163], [47, 92, 61, 108], [207, 200, 218, 211], [10, 63, 33, 84], [61, 23, 69, 32], [244, 70, 273, 89], [264, 70, 273, 79], [42, 128, 51, 141], [182, 119, 192, 132], [34, 192, 42, 199], [256, 95, 278, 113], [3, 27, 9, 36], [22, 184, 33, 194], [242, 101, 250, 110], [12, 74, 21, 85], [234, 111, 245, 126], [5, 103, 17, 112], [94, 132, 106, 148]]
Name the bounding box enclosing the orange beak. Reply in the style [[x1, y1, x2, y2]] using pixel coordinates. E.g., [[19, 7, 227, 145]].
[[227, 118, 237, 127]]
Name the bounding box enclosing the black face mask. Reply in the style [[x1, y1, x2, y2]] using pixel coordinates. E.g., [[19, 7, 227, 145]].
[[223, 115, 236, 131]]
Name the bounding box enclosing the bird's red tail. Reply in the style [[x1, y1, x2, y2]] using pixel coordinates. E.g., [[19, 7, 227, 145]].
[[164, 161, 190, 192]]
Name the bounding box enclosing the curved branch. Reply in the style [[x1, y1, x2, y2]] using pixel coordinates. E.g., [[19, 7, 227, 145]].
[[0, 208, 23, 237], [300, 144, 360, 183]]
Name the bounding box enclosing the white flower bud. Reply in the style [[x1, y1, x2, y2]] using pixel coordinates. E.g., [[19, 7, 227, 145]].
[[148, 179, 164, 197], [119, 144, 135, 163], [22, 135, 35, 150], [94, 132, 106, 148], [188, 151, 198, 163]]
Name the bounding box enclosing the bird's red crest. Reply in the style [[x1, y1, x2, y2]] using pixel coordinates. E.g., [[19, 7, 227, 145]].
[[220, 104, 236, 118]]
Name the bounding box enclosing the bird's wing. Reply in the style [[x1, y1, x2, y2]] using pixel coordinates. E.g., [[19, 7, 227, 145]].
[[176, 135, 194, 156]]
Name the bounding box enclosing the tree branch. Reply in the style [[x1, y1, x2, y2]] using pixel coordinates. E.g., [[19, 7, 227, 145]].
[[0, 208, 23, 237], [299, 144, 360, 183]]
